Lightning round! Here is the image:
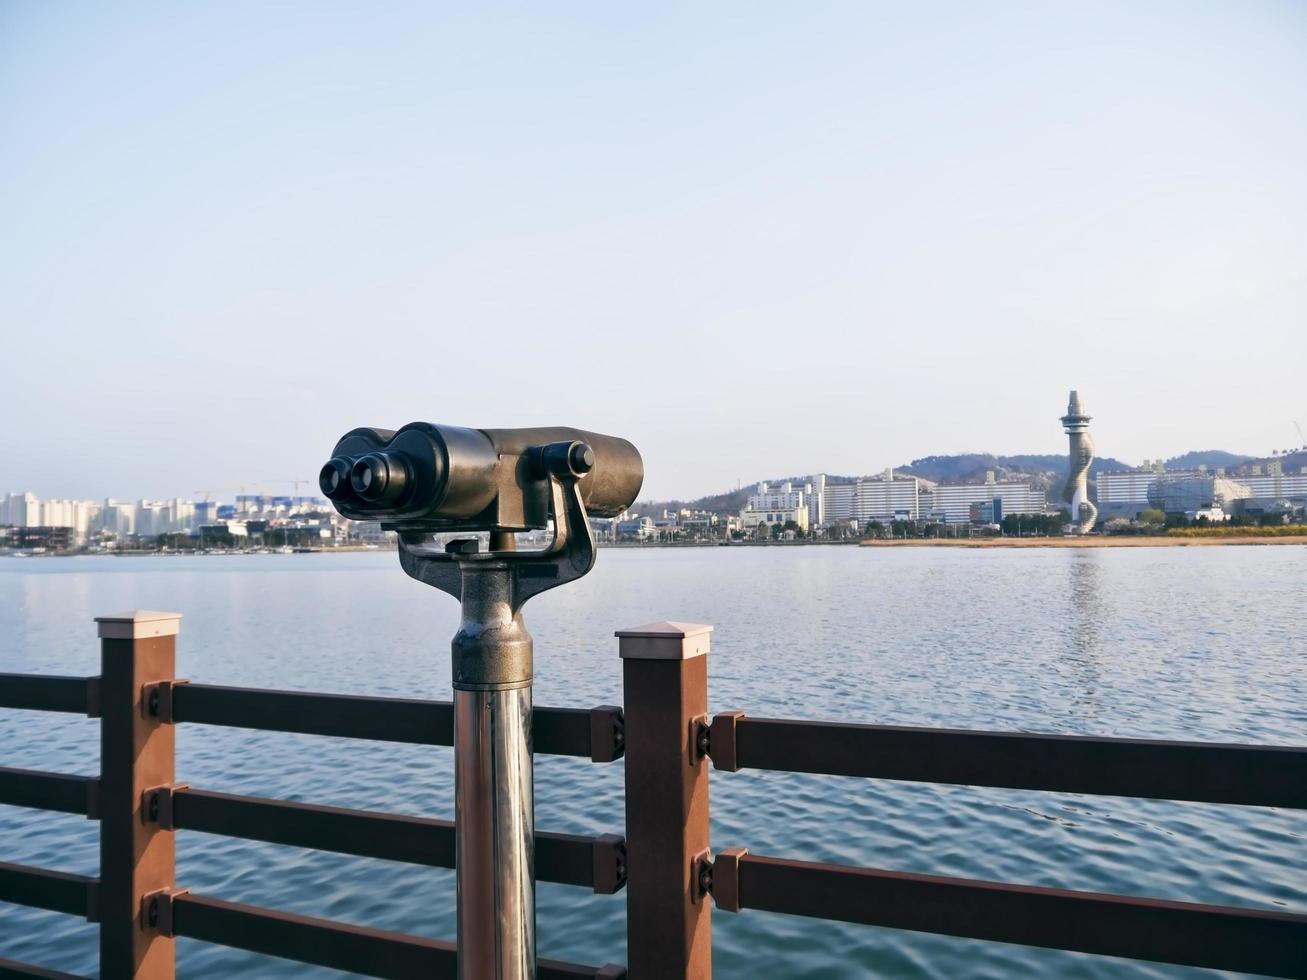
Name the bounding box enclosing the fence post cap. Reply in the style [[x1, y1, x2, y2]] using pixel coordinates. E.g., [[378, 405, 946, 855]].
[[95, 610, 182, 640], [616, 621, 712, 660]]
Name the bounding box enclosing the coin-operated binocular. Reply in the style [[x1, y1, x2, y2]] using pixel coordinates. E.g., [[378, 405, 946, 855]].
[[320, 423, 642, 980]]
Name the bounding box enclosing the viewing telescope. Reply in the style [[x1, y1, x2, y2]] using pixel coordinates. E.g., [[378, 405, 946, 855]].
[[320, 423, 643, 533], [319, 421, 642, 980]]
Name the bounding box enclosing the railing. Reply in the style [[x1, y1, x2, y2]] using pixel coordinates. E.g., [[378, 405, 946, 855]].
[[0, 613, 1304, 978], [0, 613, 625, 980]]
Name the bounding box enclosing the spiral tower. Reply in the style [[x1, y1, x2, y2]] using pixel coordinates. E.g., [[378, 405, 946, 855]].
[[1061, 390, 1097, 533]]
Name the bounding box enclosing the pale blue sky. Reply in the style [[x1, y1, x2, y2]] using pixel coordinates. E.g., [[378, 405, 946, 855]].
[[3, 1, 1305, 501]]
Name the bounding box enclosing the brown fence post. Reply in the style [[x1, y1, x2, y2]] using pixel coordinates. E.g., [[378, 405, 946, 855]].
[[97, 611, 182, 980], [618, 621, 713, 980]]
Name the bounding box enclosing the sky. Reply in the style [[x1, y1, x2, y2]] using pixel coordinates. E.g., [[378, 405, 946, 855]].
[[2, 1, 1305, 503]]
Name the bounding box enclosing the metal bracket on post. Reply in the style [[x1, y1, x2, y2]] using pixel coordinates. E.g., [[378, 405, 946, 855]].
[[143, 679, 189, 723], [591, 833, 628, 894], [142, 784, 189, 830], [691, 849, 713, 905], [708, 711, 746, 772], [691, 715, 711, 765], [710, 847, 747, 913], [691, 847, 746, 912], [85, 676, 102, 718], [140, 888, 189, 937], [589, 704, 625, 762]]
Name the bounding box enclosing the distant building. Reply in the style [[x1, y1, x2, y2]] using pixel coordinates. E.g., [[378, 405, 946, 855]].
[[676, 510, 718, 535], [969, 497, 1003, 524], [0, 492, 41, 527], [1100, 463, 1307, 518], [235, 495, 330, 516], [617, 517, 655, 541], [814, 470, 921, 525], [35, 499, 98, 541], [921, 473, 1046, 524], [741, 481, 811, 533], [1148, 473, 1248, 517], [99, 499, 137, 536], [1, 526, 75, 551], [1097, 468, 1159, 508]]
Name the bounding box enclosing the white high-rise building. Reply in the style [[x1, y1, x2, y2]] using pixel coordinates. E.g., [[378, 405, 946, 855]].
[[741, 481, 812, 532], [920, 473, 1047, 524], [1, 492, 41, 527], [135, 500, 168, 537], [99, 500, 137, 536], [39, 499, 99, 540], [813, 471, 922, 525]]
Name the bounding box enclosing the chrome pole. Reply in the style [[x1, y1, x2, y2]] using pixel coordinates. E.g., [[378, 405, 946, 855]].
[[452, 560, 535, 979]]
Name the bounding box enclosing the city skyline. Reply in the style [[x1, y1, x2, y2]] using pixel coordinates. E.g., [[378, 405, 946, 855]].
[[5, 432, 1307, 508]]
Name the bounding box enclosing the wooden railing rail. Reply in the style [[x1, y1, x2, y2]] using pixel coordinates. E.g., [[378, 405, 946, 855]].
[[165, 893, 622, 979], [0, 954, 87, 980], [702, 850, 1307, 978], [0, 861, 96, 919], [0, 674, 95, 715], [168, 684, 622, 759], [702, 714, 1307, 808], [0, 767, 96, 817]]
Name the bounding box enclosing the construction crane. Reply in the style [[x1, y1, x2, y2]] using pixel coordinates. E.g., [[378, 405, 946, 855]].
[[1295, 421, 1306, 452], [265, 479, 312, 497]]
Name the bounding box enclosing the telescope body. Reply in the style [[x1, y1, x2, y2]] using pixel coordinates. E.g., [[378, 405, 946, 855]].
[[321, 423, 642, 532]]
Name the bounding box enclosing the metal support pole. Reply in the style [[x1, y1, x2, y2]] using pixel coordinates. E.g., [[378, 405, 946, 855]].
[[97, 611, 181, 980], [453, 563, 534, 979], [618, 622, 714, 980]]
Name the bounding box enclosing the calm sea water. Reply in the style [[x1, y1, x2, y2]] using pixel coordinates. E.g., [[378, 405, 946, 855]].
[[1, 546, 1304, 978]]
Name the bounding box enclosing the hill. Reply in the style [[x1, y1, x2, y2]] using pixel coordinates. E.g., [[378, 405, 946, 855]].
[[1163, 450, 1255, 471], [896, 453, 1133, 487]]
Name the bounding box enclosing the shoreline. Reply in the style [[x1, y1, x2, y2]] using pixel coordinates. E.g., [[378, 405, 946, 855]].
[[858, 535, 1307, 548], [7, 536, 1306, 558]]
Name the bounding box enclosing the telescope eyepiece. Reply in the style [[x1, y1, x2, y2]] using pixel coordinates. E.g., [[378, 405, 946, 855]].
[[319, 456, 353, 498], [350, 452, 410, 504]]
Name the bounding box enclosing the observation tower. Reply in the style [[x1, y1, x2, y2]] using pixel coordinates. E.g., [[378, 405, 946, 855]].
[[1061, 390, 1097, 533]]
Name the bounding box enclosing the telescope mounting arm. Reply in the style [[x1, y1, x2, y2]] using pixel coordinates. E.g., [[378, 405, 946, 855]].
[[396, 458, 598, 614]]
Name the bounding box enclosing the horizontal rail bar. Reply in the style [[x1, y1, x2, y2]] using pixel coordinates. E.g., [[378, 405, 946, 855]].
[[0, 767, 95, 817], [0, 957, 87, 980], [729, 853, 1307, 978], [0, 861, 95, 919], [171, 893, 623, 978], [172, 684, 451, 744], [170, 788, 621, 891], [0, 675, 90, 715], [172, 684, 604, 757], [726, 717, 1307, 807], [534, 705, 595, 758]]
